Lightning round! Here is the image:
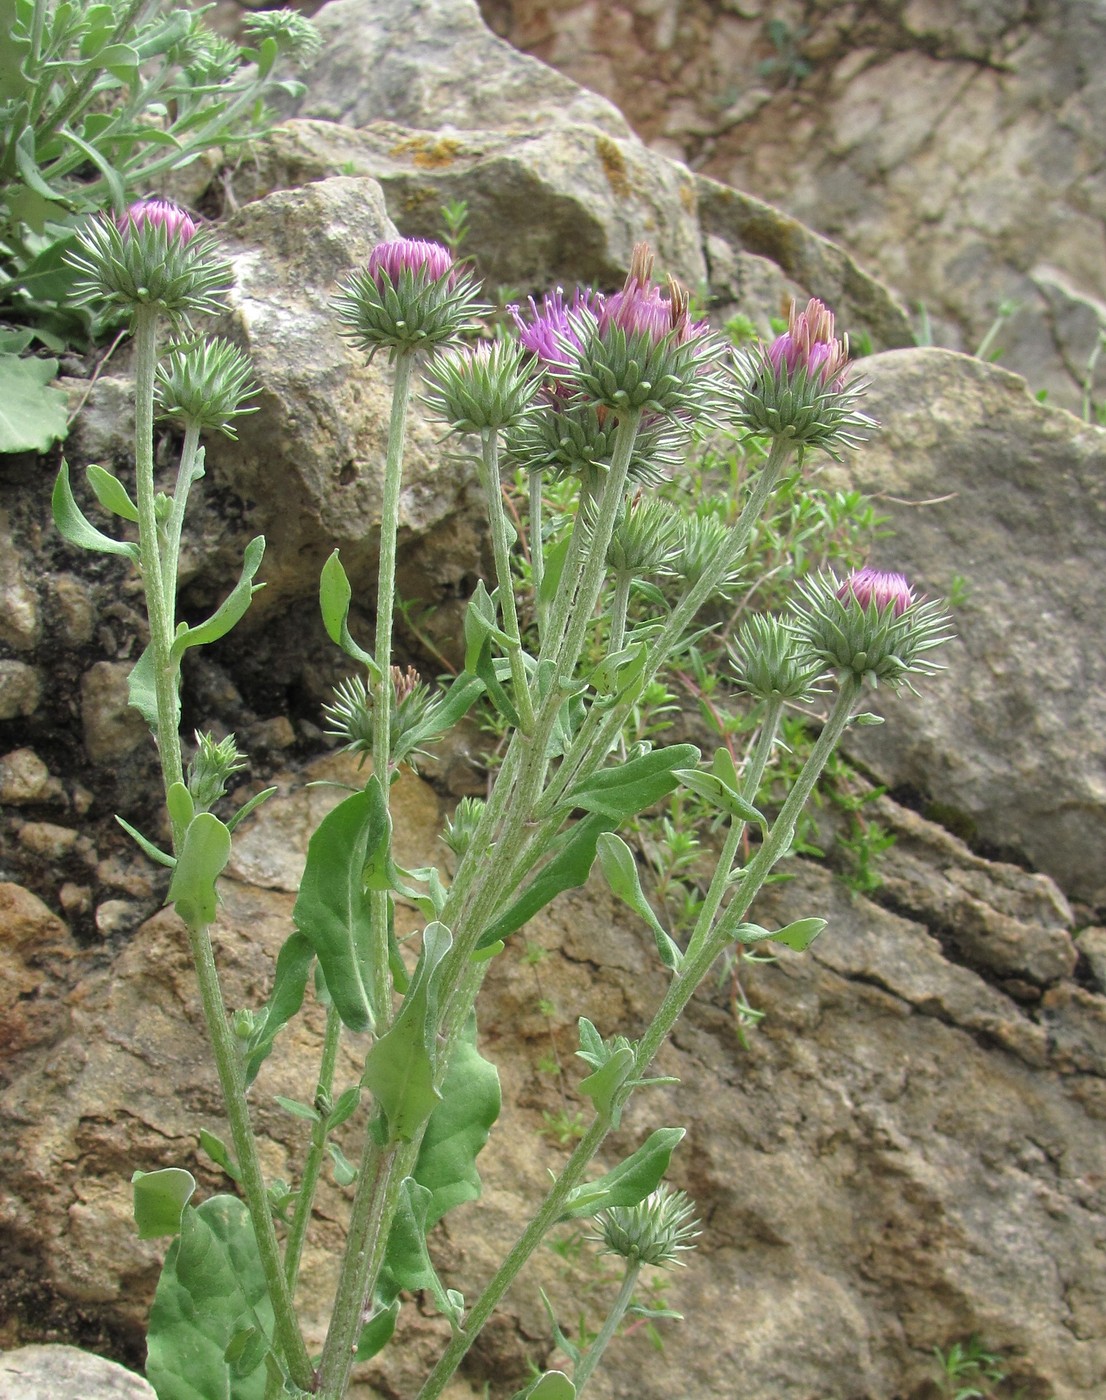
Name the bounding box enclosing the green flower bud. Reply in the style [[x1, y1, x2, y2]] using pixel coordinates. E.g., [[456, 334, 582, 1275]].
[[188, 731, 247, 810], [789, 567, 953, 688], [242, 8, 322, 63], [594, 1183, 700, 1268], [442, 796, 486, 859], [422, 339, 541, 433], [606, 495, 682, 575], [730, 613, 825, 703], [156, 337, 257, 437]]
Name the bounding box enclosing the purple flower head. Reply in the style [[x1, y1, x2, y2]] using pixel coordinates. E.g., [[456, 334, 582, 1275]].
[[366, 237, 454, 289], [509, 286, 604, 374], [838, 567, 915, 617], [767, 297, 850, 388], [118, 199, 200, 245], [598, 243, 708, 350]]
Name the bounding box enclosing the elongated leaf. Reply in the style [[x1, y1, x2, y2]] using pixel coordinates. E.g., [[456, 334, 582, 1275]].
[[115, 814, 175, 868], [127, 641, 169, 731], [167, 814, 231, 928], [171, 537, 265, 659], [560, 1128, 685, 1220], [733, 917, 828, 951], [361, 923, 452, 1142], [132, 1167, 196, 1240], [0, 352, 69, 452], [52, 461, 138, 559], [86, 463, 139, 521], [292, 787, 382, 1033], [319, 549, 378, 676], [225, 786, 277, 835], [146, 1195, 274, 1400], [674, 767, 767, 830], [565, 744, 700, 821], [245, 929, 315, 1084], [513, 1373, 576, 1400], [597, 833, 682, 972], [378, 1178, 463, 1327], [413, 1015, 501, 1226], [478, 812, 614, 947]]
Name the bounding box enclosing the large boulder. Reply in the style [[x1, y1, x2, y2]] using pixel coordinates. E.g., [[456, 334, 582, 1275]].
[[828, 347, 1106, 906]]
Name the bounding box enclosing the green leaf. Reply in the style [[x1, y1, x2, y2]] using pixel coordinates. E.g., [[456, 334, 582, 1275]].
[[0, 351, 69, 453], [167, 781, 195, 832], [319, 550, 378, 677], [52, 461, 138, 559], [565, 744, 700, 821], [361, 922, 452, 1142], [58, 122, 127, 209], [326, 1085, 362, 1131], [578, 1045, 634, 1126], [597, 833, 682, 972], [146, 1195, 274, 1400], [378, 1178, 463, 1327], [115, 814, 176, 868], [245, 930, 315, 1084], [413, 1014, 501, 1227], [733, 916, 828, 951], [292, 788, 382, 1033], [513, 1372, 576, 1400], [327, 1141, 357, 1186], [674, 767, 767, 830], [198, 1129, 241, 1183], [560, 1128, 685, 1220], [223, 1327, 267, 1380], [171, 537, 266, 659], [355, 1299, 400, 1361], [167, 813, 232, 928], [132, 1167, 196, 1240], [273, 1095, 320, 1123], [225, 786, 278, 835], [478, 812, 613, 947], [127, 642, 168, 731], [86, 463, 139, 521], [406, 671, 483, 748]]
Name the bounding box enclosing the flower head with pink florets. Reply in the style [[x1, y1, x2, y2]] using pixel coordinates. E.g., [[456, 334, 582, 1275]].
[[333, 236, 484, 360], [789, 566, 953, 689], [68, 198, 231, 319], [730, 296, 874, 456]]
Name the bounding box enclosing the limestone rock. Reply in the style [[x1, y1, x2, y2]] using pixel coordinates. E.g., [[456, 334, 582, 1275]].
[[826, 347, 1106, 906], [197, 176, 487, 621], [0, 1344, 154, 1399], [80, 661, 148, 764], [0, 749, 61, 806], [486, 0, 1106, 412], [291, 0, 630, 138], [0, 660, 42, 720]]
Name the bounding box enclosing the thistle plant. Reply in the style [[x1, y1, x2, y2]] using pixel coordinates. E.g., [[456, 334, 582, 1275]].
[[52, 205, 952, 1400]]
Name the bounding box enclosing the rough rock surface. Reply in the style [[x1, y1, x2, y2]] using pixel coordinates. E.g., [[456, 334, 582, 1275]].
[[0, 758, 1102, 1398], [824, 347, 1106, 905], [0, 1343, 155, 1398], [484, 0, 1106, 414]]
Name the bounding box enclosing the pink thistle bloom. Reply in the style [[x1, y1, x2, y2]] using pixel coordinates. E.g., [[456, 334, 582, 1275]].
[[599, 243, 708, 349], [367, 237, 454, 288], [838, 567, 916, 616], [768, 296, 850, 387], [118, 199, 200, 244], [509, 286, 604, 372]]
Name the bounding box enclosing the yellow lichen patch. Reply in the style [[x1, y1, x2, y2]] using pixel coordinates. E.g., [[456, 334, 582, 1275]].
[[595, 135, 633, 200], [390, 135, 464, 169], [678, 180, 697, 215]]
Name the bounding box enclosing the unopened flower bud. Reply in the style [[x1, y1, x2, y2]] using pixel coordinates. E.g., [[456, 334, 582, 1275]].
[[730, 613, 824, 702], [423, 339, 541, 433], [242, 8, 322, 63], [67, 200, 232, 319], [730, 297, 874, 456], [322, 668, 441, 770], [790, 567, 953, 687], [156, 337, 257, 437], [606, 495, 682, 575], [188, 731, 247, 810], [504, 399, 684, 488], [593, 1183, 700, 1268], [333, 237, 484, 359], [442, 795, 485, 859]]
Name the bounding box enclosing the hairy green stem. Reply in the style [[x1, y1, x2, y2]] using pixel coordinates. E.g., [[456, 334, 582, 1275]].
[[608, 571, 632, 656], [315, 1138, 408, 1400], [478, 430, 536, 731], [283, 1002, 343, 1296], [161, 419, 202, 630], [131, 305, 186, 829], [184, 917, 316, 1393], [529, 466, 546, 641], [573, 1261, 642, 1395], [684, 697, 783, 962]]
